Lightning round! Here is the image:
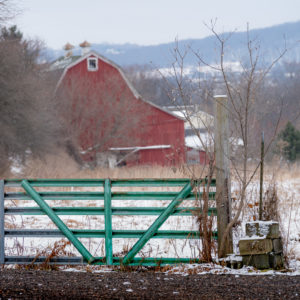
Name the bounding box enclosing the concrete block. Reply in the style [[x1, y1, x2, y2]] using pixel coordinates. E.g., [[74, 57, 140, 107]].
[[242, 254, 270, 269], [245, 221, 279, 239], [269, 252, 284, 270], [222, 254, 243, 269], [239, 238, 273, 255], [272, 238, 283, 253]]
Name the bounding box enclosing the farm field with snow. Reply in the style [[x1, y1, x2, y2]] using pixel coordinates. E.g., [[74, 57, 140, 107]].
[[2, 159, 300, 275]]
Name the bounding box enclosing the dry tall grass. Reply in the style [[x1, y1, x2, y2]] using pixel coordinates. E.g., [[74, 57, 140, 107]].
[[3, 151, 212, 179], [231, 159, 300, 262]]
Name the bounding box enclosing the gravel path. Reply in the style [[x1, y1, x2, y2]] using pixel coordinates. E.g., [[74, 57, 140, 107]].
[[0, 269, 299, 299]]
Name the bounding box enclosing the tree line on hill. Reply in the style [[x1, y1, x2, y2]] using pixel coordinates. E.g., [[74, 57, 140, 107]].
[[47, 21, 300, 68]]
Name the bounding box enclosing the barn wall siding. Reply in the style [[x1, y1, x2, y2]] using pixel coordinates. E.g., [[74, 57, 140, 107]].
[[57, 54, 186, 166]]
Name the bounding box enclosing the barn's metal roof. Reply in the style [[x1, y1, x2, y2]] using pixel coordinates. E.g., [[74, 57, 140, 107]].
[[50, 55, 81, 71]]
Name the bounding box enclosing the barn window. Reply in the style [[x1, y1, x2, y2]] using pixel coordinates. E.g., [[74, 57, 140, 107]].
[[87, 57, 98, 71]]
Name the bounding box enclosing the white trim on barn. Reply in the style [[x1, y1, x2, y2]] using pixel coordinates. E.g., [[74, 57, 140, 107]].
[[110, 145, 171, 167], [87, 57, 98, 71], [110, 145, 171, 151], [80, 143, 171, 155]]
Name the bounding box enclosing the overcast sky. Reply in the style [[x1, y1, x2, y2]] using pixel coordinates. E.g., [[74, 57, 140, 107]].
[[13, 0, 300, 49]]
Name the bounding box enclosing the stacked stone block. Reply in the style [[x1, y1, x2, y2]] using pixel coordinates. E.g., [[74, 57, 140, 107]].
[[238, 221, 284, 269]]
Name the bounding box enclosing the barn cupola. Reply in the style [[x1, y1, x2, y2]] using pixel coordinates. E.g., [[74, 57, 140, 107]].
[[63, 42, 74, 57], [79, 40, 91, 56]]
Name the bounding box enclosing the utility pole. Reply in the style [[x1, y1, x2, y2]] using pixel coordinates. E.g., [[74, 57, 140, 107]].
[[214, 95, 233, 257]]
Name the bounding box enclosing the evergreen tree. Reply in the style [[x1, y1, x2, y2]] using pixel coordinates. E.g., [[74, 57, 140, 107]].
[[1, 25, 22, 41], [279, 122, 300, 162]]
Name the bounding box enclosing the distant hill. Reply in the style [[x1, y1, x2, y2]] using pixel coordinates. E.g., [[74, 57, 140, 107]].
[[46, 21, 300, 67]]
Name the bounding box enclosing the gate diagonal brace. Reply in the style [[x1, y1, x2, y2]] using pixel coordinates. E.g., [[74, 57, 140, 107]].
[[122, 182, 193, 265], [21, 180, 95, 264]]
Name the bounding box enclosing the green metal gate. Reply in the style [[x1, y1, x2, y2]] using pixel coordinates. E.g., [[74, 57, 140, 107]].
[[0, 178, 216, 266]]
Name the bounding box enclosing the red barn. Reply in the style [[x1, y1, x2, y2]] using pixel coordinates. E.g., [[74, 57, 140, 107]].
[[53, 47, 186, 167]]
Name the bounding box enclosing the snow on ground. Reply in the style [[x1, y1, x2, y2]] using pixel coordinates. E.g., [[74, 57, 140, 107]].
[[164, 262, 300, 276], [3, 173, 300, 275], [233, 176, 300, 261], [58, 261, 300, 276]]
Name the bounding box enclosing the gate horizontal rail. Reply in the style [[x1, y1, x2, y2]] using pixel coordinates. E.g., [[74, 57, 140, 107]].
[[0, 178, 217, 266], [4, 178, 216, 187]]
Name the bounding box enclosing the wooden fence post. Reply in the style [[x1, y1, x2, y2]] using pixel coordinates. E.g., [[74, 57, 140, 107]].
[[214, 95, 233, 257]]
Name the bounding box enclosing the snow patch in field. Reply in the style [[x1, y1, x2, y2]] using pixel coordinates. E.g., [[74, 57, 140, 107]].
[[239, 235, 267, 240], [9, 156, 24, 174], [164, 263, 300, 276]]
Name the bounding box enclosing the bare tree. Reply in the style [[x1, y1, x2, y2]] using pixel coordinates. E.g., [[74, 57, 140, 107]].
[[270, 61, 300, 128], [124, 64, 173, 107], [0, 0, 17, 24], [205, 24, 286, 257], [158, 40, 217, 261], [163, 23, 287, 258]]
